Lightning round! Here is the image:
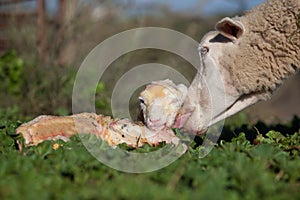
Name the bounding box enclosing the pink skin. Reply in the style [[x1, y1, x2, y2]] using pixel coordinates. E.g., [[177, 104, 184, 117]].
[[172, 113, 192, 129]]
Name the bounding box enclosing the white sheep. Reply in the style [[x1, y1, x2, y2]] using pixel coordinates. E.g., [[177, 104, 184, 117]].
[[180, 0, 300, 134], [15, 0, 300, 147], [140, 0, 300, 134]]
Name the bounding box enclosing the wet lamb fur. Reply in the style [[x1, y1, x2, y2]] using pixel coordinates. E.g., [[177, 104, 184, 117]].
[[221, 0, 300, 98]]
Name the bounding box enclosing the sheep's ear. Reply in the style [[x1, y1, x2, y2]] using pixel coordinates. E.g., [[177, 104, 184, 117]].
[[215, 17, 245, 41]]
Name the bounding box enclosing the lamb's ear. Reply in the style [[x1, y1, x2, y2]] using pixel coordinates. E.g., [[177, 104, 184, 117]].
[[215, 17, 245, 41]]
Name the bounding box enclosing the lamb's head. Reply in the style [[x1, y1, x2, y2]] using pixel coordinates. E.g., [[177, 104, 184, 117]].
[[138, 79, 187, 131]]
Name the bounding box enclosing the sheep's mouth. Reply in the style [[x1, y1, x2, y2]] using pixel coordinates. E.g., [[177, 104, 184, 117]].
[[172, 91, 263, 135]]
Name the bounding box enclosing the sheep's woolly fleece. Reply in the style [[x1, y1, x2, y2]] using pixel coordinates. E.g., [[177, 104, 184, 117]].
[[221, 0, 300, 97]]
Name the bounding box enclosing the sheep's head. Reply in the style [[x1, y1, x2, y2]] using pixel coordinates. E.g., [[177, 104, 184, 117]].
[[138, 18, 263, 134], [139, 3, 300, 135], [138, 79, 187, 131], [178, 17, 266, 134]]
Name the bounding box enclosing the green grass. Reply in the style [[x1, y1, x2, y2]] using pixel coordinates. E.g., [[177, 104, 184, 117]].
[[0, 118, 299, 200]]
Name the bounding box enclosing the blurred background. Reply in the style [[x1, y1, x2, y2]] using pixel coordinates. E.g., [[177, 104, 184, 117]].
[[0, 0, 299, 124]]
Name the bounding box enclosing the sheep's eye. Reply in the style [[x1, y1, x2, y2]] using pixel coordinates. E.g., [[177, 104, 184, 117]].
[[200, 46, 209, 56], [139, 97, 145, 105]]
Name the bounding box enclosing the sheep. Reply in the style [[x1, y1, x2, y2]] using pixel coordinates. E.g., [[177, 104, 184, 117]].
[[139, 0, 300, 135], [16, 0, 300, 147], [179, 0, 300, 134]]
